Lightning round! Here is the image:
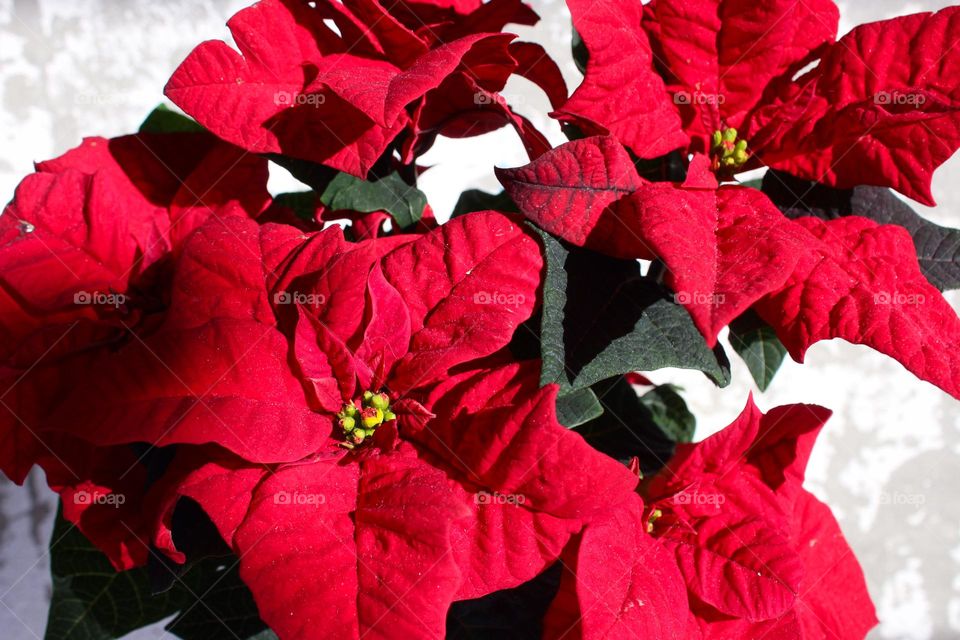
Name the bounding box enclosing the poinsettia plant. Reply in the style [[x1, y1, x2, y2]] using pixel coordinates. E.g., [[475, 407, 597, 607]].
[[2, 0, 959, 638]]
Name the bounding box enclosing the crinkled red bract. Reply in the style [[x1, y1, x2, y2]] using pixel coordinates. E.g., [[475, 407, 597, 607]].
[[500, 136, 960, 399], [4, 205, 638, 636], [164, 0, 563, 176], [0, 131, 269, 486], [563, 0, 960, 204], [143, 213, 638, 640], [641, 396, 877, 638]]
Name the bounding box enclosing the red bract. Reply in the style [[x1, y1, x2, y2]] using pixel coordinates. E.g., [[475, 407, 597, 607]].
[[640, 397, 877, 638], [165, 0, 562, 176], [562, 0, 960, 204], [8, 207, 637, 635], [754, 216, 960, 400], [500, 136, 960, 398], [0, 132, 269, 485], [143, 213, 637, 639], [543, 496, 696, 639]]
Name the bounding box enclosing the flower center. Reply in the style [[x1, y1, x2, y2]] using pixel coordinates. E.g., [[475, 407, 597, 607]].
[[710, 127, 750, 173], [337, 390, 396, 447]]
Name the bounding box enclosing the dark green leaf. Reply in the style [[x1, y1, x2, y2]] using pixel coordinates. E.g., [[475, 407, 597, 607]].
[[269, 155, 427, 230], [446, 564, 560, 639], [555, 387, 604, 427], [273, 191, 318, 223], [531, 226, 731, 392], [575, 376, 677, 474], [46, 505, 271, 640], [320, 172, 426, 230], [762, 169, 960, 290], [139, 104, 205, 134], [728, 310, 787, 392], [571, 27, 588, 75], [451, 189, 518, 218], [46, 509, 182, 640], [638, 384, 696, 443]]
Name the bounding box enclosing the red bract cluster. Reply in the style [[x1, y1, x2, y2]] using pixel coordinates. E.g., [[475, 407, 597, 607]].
[[2, 0, 959, 639]]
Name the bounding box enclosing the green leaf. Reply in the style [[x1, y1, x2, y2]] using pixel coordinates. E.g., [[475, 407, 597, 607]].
[[532, 225, 731, 392], [554, 387, 604, 427], [45, 506, 271, 640], [638, 384, 696, 443], [574, 376, 677, 474], [320, 172, 426, 230], [273, 191, 318, 223], [762, 169, 960, 291], [139, 104, 205, 134], [446, 564, 560, 639], [270, 155, 426, 231], [451, 189, 518, 218], [571, 27, 589, 75], [45, 510, 181, 640], [728, 310, 787, 392]]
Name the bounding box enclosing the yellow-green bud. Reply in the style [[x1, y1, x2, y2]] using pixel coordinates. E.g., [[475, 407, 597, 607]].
[[339, 416, 356, 432], [370, 393, 390, 410], [722, 127, 738, 143], [361, 407, 384, 429], [383, 410, 397, 422]]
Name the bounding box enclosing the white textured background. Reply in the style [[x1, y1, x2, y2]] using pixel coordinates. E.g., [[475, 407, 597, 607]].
[[1, 0, 959, 638]]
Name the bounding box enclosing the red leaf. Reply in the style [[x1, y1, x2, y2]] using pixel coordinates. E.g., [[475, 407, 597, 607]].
[[615, 180, 808, 344], [408, 362, 639, 520], [747, 7, 960, 205], [382, 212, 542, 390], [646, 0, 838, 148], [508, 41, 568, 111], [645, 396, 874, 631], [29, 219, 338, 463], [557, 0, 687, 158], [544, 496, 695, 640], [755, 216, 960, 400], [231, 449, 469, 640], [787, 493, 878, 638], [496, 136, 647, 258], [660, 507, 802, 621]]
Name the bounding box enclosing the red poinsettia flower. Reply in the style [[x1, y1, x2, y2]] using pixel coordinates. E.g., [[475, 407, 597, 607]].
[[6, 208, 638, 636], [544, 397, 877, 639], [561, 0, 960, 204], [643, 397, 877, 638], [165, 0, 564, 177], [499, 136, 960, 399], [0, 131, 269, 486]]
